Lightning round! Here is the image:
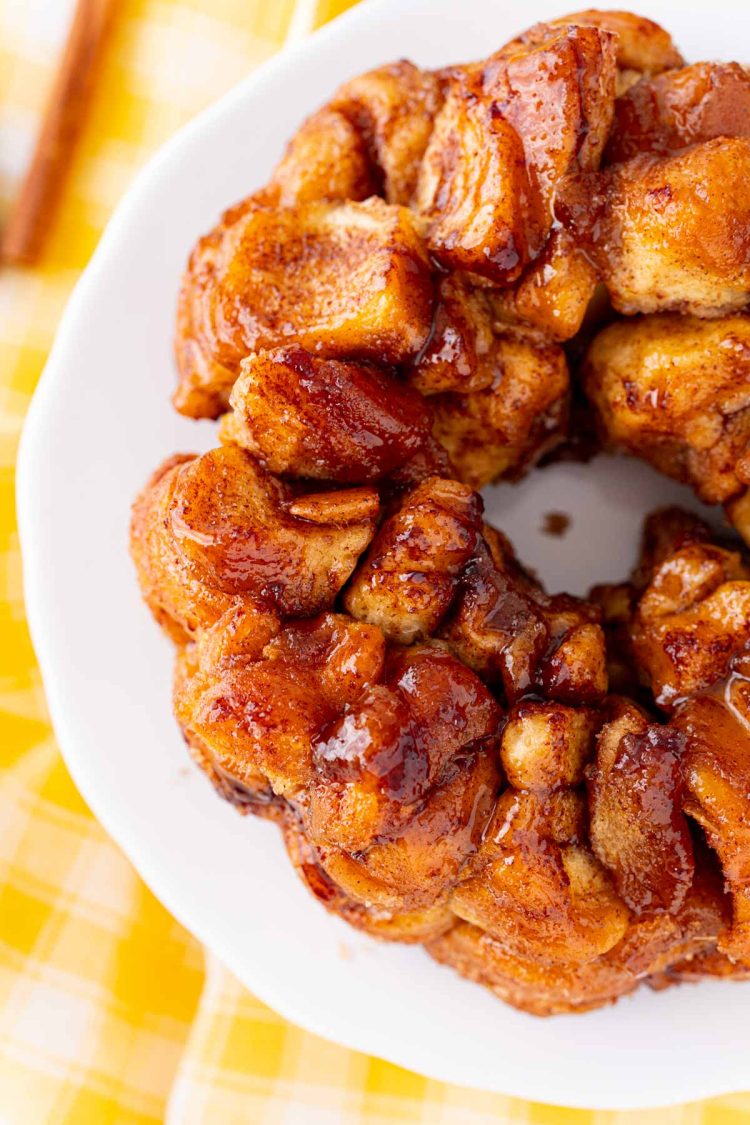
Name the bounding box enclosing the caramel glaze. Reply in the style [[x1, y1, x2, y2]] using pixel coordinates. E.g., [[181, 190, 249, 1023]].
[[606, 62, 750, 164], [314, 646, 496, 805], [439, 530, 607, 706], [173, 21, 631, 485], [559, 137, 750, 319], [672, 650, 750, 962], [587, 709, 695, 916], [131, 9, 750, 1016], [224, 345, 435, 484], [149, 456, 747, 1013], [618, 516, 750, 965]]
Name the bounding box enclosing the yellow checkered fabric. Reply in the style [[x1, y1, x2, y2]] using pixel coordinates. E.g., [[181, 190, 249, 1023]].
[[1, 1, 749, 1120]]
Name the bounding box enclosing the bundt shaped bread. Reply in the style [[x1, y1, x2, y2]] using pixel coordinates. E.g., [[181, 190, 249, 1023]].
[[132, 9, 750, 1014]]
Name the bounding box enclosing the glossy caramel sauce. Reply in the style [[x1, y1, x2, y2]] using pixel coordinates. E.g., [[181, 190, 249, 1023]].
[[129, 8, 750, 1015]]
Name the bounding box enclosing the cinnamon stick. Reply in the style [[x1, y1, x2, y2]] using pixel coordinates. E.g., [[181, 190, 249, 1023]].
[[1, 0, 116, 266]]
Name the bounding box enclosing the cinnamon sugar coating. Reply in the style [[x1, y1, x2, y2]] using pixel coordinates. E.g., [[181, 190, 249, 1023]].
[[133, 9, 750, 1015]]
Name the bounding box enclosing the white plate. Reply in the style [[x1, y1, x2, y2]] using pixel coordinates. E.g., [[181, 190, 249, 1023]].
[[17, 0, 750, 1109]]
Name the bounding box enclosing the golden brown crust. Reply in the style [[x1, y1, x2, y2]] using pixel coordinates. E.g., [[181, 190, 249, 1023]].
[[584, 314, 750, 505], [439, 527, 607, 704], [223, 346, 434, 483], [606, 62, 750, 164], [587, 700, 695, 914], [416, 24, 616, 282], [174, 197, 433, 419], [343, 477, 483, 644], [177, 609, 503, 926], [270, 107, 375, 205], [614, 517, 750, 964], [174, 608, 385, 799], [631, 535, 750, 707], [500, 701, 596, 791], [428, 859, 726, 1015], [430, 332, 570, 488], [133, 12, 750, 1018], [674, 673, 750, 963], [130, 454, 239, 642], [501, 10, 683, 83], [489, 228, 600, 342], [408, 273, 498, 397], [306, 645, 501, 913], [563, 139, 750, 318], [450, 788, 630, 965], [329, 61, 445, 206], [131, 446, 378, 633], [282, 815, 455, 942]]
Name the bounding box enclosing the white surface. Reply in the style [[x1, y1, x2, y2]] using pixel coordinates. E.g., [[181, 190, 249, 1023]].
[[16, 0, 750, 1109]]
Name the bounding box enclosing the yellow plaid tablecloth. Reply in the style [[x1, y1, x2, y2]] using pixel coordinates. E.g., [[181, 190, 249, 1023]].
[[1, 1, 750, 1121]]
